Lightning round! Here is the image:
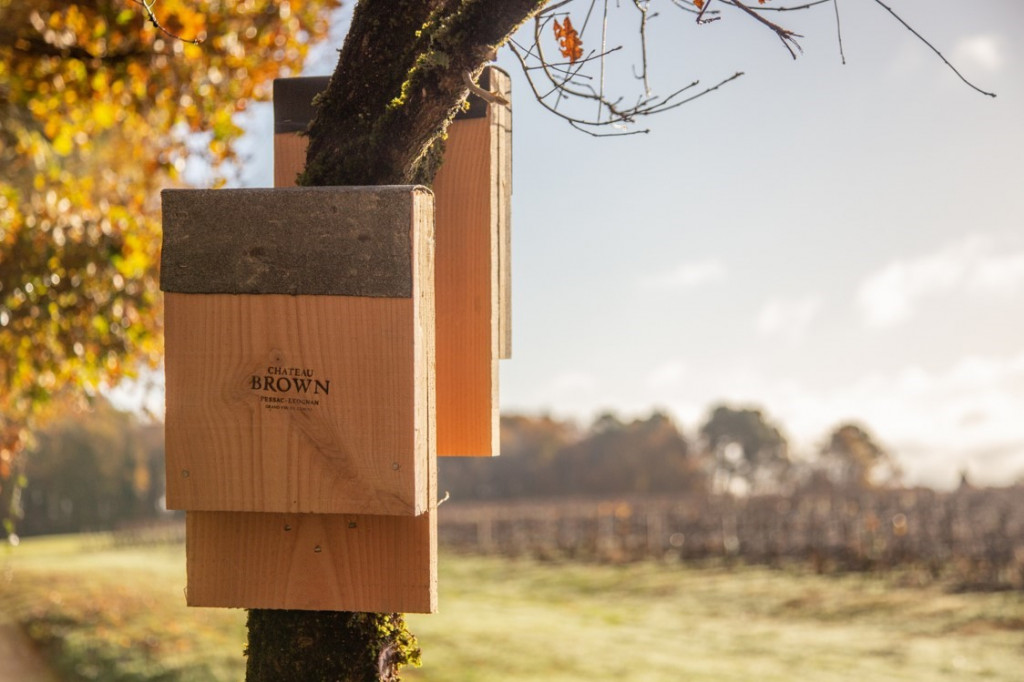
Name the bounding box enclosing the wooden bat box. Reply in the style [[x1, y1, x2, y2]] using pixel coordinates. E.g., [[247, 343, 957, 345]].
[[274, 67, 511, 456], [161, 186, 435, 518]]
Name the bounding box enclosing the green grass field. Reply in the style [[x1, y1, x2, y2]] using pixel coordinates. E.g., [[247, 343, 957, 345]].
[[2, 534, 1022, 681]]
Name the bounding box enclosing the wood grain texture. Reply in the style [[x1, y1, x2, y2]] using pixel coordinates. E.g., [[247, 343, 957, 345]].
[[161, 186, 429, 297], [491, 69, 513, 360], [185, 510, 437, 613], [432, 116, 499, 457], [273, 132, 306, 187], [165, 293, 430, 515], [431, 68, 511, 455]]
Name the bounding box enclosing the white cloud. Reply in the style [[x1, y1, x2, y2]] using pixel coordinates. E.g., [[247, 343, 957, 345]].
[[968, 251, 1024, 293], [547, 371, 598, 394], [687, 351, 1024, 489], [952, 34, 1004, 72], [645, 360, 687, 390], [756, 295, 823, 342], [639, 258, 727, 292], [857, 235, 1024, 327]]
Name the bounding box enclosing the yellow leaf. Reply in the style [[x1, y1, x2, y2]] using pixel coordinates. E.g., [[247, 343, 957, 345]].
[[52, 131, 74, 156], [94, 102, 116, 128]]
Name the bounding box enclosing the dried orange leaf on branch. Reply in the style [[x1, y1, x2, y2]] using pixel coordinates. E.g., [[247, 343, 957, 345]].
[[693, 0, 704, 9], [553, 17, 584, 64]]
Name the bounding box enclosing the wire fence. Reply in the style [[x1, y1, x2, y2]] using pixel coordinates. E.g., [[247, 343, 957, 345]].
[[438, 486, 1024, 590]]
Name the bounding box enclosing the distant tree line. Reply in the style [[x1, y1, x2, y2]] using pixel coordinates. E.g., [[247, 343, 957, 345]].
[[441, 406, 901, 503], [437, 485, 1024, 591], [13, 399, 167, 537], [10, 400, 901, 537]]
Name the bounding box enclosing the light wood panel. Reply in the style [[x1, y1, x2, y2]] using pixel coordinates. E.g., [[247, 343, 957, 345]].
[[274, 132, 305, 188], [430, 68, 511, 456], [164, 293, 427, 516], [432, 116, 498, 456], [185, 509, 437, 613]]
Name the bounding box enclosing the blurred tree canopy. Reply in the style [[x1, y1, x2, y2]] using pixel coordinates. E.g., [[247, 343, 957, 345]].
[[0, 0, 339, 525], [441, 412, 707, 501], [700, 404, 790, 494], [818, 422, 901, 490], [19, 396, 164, 536]]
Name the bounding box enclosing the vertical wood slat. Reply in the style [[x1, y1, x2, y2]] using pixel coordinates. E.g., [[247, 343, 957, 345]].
[[427, 67, 512, 456], [185, 511, 437, 613], [491, 71, 513, 361]]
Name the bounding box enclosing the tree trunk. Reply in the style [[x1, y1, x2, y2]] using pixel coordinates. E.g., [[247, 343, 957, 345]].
[[245, 611, 419, 681], [244, 1, 545, 680]]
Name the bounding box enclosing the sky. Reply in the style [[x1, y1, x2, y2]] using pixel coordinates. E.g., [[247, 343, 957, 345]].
[[147, 1, 1024, 490]]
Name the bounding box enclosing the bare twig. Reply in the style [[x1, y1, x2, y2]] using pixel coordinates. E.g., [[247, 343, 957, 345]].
[[536, 0, 576, 17], [724, 0, 804, 59], [509, 0, 992, 140], [753, 0, 833, 12], [129, 0, 203, 45], [696, 0, 722, 25], [512, 1, 749, 135], [599, 0, 609, 121], [632, 0, 652, 96], [832, 0, 846, 65], [463, 71, 510, 106], [870, 0, 995, 97]]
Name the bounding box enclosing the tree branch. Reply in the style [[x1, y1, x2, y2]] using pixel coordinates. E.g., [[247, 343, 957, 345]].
[[723, 0, 803, 59], [0, 26, 146, 63], [128, 0, 203, 45], [870, 0, 995, 97], [301, 0, 549, 186]]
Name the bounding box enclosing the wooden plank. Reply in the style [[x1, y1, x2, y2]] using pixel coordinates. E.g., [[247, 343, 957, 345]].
[[185, 509, 437, 613], [274, 132, 306, 188], [431, 67, 511, 456], [164, 293, 429, 515], [161, 187, 425, 297], [432, 116, 499, 456], [490, 70, 513, 360]]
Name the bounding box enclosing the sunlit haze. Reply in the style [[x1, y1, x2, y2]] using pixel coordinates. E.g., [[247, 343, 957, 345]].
[[133, 1, 1024, 490]]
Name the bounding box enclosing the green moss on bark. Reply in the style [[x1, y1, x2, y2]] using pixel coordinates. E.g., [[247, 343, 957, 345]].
[[245, 611, 420, 682]]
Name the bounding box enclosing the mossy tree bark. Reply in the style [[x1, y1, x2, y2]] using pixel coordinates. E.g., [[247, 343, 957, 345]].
[[244, 1, 546, 680]]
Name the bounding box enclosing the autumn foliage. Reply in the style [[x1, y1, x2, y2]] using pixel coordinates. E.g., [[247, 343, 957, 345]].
[[0, 0, 338, 523]]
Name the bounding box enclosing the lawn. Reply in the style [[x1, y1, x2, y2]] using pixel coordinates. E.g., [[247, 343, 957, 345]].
[[2, 534, 1022, 681]]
